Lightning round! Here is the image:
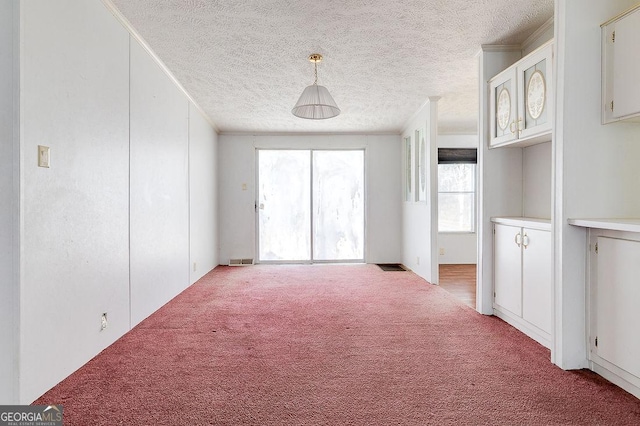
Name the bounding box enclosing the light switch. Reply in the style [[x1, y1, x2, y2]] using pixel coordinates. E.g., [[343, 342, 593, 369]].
[[38, 145, 50, 168], [241, 183, 247, 191]]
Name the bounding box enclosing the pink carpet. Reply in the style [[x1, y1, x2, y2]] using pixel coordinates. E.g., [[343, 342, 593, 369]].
[[36, 264, 640, 424]]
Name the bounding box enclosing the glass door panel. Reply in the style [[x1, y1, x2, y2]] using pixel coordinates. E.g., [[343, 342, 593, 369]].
[[312, 150, 364, 261], [258, 150, 311, 261]]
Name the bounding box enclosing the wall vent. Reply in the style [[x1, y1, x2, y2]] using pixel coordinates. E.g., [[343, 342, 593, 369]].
[[229, 258, 254, 266]]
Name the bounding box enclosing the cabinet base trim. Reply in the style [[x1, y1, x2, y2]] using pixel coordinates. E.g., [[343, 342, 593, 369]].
[[591, 361, 640, 400], [493, 307, 551, 349]]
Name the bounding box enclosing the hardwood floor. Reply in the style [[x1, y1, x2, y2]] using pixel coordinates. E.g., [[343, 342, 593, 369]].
[[438, 264, 476, 308]]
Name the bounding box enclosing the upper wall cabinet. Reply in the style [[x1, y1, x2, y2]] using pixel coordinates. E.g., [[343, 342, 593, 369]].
[[489, 41, 553, 148], [602, 5, 640, 124]]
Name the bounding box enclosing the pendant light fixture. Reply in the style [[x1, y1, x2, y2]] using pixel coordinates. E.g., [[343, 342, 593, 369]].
[[292, 53, 340, 120]]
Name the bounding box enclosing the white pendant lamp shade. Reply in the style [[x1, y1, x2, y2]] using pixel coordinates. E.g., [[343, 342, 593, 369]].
[[291, 84, 341, 119], [292, 53, 340, 120]]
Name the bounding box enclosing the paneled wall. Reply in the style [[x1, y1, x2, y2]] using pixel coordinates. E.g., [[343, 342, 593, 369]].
[[129, 39, 190, 326], [189, 103, 219, 283], [402, 99, 439, 283], [0, 0, 219, 404], [0, 0, 18, 404], [19, 0, 131, 403]]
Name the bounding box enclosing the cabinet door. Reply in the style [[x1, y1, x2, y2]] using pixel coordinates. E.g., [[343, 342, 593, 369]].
[[612, 9, 640, 119], [494, 224, 522, 316], [521, 228, 552, 333], [489, 68, 518, 147], [595, 237, 640, 378], [517, 44, 552, 140]]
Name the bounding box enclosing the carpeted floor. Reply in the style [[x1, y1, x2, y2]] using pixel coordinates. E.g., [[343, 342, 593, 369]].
[[36, 264, 640, 425]]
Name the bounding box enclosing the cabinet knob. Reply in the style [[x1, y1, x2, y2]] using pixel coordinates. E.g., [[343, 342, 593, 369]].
[[515, 233, 522, 247], [522, 233, 530, 249]]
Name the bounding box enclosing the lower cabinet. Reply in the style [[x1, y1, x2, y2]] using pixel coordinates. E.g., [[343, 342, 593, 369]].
[[493, 219, 552, 348], [587, 229, 640, 398]]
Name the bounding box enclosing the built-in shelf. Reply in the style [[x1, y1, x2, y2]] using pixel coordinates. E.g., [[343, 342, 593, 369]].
[[492, 217, 551, 231], [568, 218, 640, 233]]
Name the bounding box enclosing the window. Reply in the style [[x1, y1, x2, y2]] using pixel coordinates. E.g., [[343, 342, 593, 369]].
[[438, 149, 476, 233]]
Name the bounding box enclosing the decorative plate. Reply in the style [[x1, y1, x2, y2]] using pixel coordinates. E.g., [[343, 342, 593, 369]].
[[497, 87, 511, 131], [527, 70, 546, 119]]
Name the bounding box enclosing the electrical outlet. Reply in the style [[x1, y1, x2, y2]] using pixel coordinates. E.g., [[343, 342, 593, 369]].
[[439, 248, 445, 255], [193, 262, 197, 272], [416, 256, 420, 265], [100, 313, 108, 331]]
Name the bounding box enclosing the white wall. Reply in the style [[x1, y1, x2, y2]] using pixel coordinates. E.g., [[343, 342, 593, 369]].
[[438, 234, 477, 264], [19, 0, 131, 403], [129, 39, 190, 326], [438, 134, 478, 149], [218, 135, 255, 262], [189, 103, 219, 283], [0, 0, 18, 404], [9, 0, 220, 403], [218, 134, 401, 265], [523, 141, 552, 219], [365, 135, 403, 263], [402, 99, 439, 282], [554, 0, 640, 369], [437, 134, 478, 265]]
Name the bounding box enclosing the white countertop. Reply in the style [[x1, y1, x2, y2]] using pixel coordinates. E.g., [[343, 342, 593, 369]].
[[568, 218, 640, 233], [491, 217, 551, 231]]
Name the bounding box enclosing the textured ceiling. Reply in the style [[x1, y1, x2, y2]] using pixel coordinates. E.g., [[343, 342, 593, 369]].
[[110, 0, 554, 134]]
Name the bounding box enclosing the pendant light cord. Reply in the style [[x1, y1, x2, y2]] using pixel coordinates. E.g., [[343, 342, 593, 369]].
[[314, 60, 318, 85]]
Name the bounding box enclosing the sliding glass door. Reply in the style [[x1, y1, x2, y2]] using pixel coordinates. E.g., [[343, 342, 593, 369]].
[[258, 149, 364, 263], [312, 150, 364, 261], [258, 150, 311, 261]]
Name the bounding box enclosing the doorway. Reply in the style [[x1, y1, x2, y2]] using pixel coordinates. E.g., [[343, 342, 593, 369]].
[[257, 149, 365, 263], [436, 148, 478, 308]]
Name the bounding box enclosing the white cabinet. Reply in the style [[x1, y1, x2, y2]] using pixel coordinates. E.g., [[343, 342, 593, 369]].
[[602, 5, 640, 123], [567, 219, 640, 399], [493, 219, 552, 347], [489, 41, 553, 148], [522, 228, 552, 334], [594, 236, 640, 379], [494, 223, 522, 315], [570, 221, 640, 399]]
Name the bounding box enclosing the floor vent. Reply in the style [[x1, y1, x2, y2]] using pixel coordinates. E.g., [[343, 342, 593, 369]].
[[377, 263, 407, 272], [229, 258, 254, 266]]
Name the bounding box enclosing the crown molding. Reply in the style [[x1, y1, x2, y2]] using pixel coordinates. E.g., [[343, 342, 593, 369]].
[[521, 16, 554, 52], [101, 0, 220, 133]]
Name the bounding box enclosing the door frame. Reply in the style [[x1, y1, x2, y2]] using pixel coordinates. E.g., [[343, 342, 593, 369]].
[[255, 148, 366, 264]]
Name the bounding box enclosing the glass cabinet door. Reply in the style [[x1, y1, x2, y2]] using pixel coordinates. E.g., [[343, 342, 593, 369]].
[[489, 67, 518, 147], [517, 45, 553, 140]]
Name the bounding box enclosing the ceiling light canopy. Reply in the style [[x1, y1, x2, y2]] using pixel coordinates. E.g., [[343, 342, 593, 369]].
[[292, 54, 340, 120]]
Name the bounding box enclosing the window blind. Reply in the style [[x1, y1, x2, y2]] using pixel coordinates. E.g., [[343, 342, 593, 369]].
[[438, 148, 477, 164]]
